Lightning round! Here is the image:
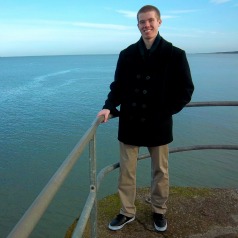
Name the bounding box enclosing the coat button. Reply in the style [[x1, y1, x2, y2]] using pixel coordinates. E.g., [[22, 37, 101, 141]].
[[143, 90, 147, 94], [146, 76, 150, 80], [140, 118, 146, 122], [142, 104, 147, 109]]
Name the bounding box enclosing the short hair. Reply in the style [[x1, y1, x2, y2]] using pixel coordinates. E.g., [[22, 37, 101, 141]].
[[137, 5, 161, 21]]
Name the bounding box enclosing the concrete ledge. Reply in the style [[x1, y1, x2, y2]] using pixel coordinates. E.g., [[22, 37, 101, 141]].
[[65, 187, 238, 238]]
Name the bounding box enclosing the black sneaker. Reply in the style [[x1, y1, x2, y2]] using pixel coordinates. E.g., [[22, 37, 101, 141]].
[[153, 213, 167, 232], [108, 214, 135, 230]]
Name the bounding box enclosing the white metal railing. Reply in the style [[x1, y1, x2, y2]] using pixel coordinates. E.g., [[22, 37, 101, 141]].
[[7, 116, 102, 238], [7, 101, 238, 238]]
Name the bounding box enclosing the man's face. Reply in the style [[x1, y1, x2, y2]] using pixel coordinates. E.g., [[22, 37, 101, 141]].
[[137, 11, 162, 41]]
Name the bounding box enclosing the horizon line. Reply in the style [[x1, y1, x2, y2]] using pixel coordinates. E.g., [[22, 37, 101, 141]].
[[1, 51, 238, 58]]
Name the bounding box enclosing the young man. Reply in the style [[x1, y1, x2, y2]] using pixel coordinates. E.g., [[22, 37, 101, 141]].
[[97, 5, 194, 232]]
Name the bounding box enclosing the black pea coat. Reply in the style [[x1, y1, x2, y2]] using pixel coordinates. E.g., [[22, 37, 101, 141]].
[[103, 35, 194, 147]]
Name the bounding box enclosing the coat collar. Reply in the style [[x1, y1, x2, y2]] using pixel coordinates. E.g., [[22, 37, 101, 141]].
[[138, 33, 161, 57]]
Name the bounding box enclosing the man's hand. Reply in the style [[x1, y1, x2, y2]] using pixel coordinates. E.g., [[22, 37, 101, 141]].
[[97, 109, 110, 123]]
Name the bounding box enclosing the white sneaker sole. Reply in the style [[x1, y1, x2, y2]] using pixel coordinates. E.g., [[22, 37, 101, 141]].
[[108, 216, 135, 231], [154, 222, 167, 232]]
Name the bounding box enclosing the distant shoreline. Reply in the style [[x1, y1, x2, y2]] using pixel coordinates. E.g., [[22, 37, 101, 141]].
[[194, 51, 238, 54], [213, 51, 238, 54]]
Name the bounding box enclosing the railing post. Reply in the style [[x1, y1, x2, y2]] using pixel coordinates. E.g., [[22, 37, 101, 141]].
[[89, 135, 97, 237]]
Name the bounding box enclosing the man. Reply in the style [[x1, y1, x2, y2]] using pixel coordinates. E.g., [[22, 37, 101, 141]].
[[97, 5, 194, 232]]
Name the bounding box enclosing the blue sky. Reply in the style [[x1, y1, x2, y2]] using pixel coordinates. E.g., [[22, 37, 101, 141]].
[[0, 0, 238, 56]]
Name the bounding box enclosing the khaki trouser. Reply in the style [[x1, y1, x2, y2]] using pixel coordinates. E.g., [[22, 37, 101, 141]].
[[118, 142, 169, 217]]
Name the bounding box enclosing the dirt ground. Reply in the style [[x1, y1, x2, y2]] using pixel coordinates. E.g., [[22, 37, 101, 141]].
[[65, 187, 238, 238]]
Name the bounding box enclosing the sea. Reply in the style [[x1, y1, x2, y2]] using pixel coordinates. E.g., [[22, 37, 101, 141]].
[[0, 53, 238, 237]]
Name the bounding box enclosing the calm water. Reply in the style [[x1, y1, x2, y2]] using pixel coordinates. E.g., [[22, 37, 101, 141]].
[[0, 54, 238, 237]]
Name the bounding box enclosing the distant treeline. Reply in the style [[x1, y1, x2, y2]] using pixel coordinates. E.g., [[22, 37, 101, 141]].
[[194, 51, 238, 55], [212, 51, 238, 54]]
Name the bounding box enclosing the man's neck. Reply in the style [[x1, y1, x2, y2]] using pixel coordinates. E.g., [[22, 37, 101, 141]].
[[143, 37, 156, 49], [138, 33, 161, 57]]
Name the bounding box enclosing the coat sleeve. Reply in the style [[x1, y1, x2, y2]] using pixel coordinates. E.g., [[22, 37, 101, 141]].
[[102, 52, 124, 117], [167, 49, 194, 115]]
